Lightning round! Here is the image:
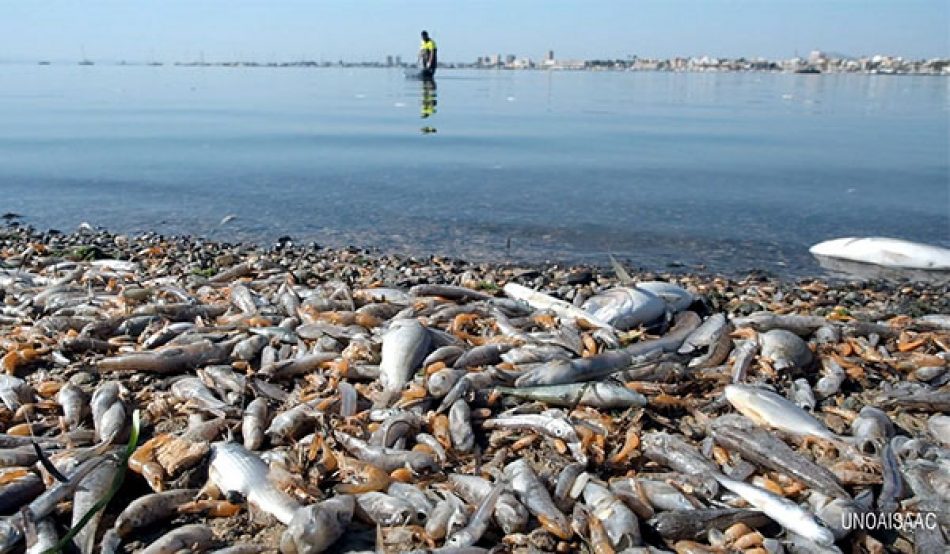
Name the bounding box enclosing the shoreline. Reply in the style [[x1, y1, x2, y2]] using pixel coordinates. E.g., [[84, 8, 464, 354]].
[[3, 222, 948, 312]]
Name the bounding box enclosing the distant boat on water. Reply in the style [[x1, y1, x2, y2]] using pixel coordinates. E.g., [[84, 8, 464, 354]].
[[78, 46, 94, 66], [795, 67, 821, 74], [38, 61, 51, 65]]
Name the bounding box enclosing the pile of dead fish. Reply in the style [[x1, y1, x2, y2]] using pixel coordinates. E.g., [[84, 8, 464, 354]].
[[0, 224, 946, 554]]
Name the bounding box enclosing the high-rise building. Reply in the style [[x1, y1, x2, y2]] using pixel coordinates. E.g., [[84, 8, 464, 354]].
[[506, 54, 516, 65], [386, 56, 394, 67], [395, 56, 402, 66], [547, 50, 554, 61]]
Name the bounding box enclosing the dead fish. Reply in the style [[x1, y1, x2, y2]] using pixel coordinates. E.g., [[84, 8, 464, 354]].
[[0, 473, 45, 514], [581, 287, 666, 330], [377, 319, 431, 404], [582, 480, 642, 549], [24, 517, 57, 554], [356, 492, 414, 526], [445, 479, 505, 548], [231, 335, 268, 362], [928, 414, 950, 447], [712, 473, 835, 547], [791, 378, 816, 410], [449, 473, 528, 535], [453, 344, 512, 369], [501, 344, 572, 365], [427, 368, 466, 398], [242, 398, 268, 451], [333, 432, 437, 474], [98, 340, 231, 374], [648, 509, 771, 541], [724, 384, 837, 442], [0, 376, 33, 413], [56, 383, 88, 430], [260, 353, 338, 380], [503, 283, 614, 331], [91, 382, 127, 445], [732, 312, 828, 336], [139, 524, 215, 554], [114, 488, 199, 538], [280, 494, 354, 554], [427, 491, 468, 540], [423, 346, 465, 368], [410, 284, 491, 302], [709, 415, 849, 499], [495, 382, 646, 409], [758, 329, 813, 371], [877, 437, 906, 514], [730, 339, 758, 383], [171, 377, 235, 418], [208, 442, 300, 525], [449, 399, 475, 453], [635, 281, 694, 313], [514, 350, 638, 387], [71, 458, 118, 554], [484, 411, 585, 463], [678, 314, 732, 368], [641, 432, 719, 498], [636, 479, 697, 511], [265, 403, 319, 445], [814, 356, 846, 399], [504, 459, 572, 539], [0, 452, 109, 552]]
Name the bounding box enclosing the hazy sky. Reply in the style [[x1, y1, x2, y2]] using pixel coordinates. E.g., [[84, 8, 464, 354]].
[[2, 0, 947, 63]]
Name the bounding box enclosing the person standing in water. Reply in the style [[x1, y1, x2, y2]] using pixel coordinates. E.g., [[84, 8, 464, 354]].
[[419, 31, 437, 78]]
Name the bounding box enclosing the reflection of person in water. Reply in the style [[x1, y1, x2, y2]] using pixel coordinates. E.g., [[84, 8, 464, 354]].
[[420, 79, 437, 134], [419, 30, 437, 78]]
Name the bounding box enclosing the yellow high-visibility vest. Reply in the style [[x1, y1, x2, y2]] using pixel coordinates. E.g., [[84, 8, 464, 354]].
[[421, 39, 437, 51]]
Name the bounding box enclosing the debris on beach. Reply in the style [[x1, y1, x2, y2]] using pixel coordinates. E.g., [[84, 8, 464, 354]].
[[0, 224, 947, 553]]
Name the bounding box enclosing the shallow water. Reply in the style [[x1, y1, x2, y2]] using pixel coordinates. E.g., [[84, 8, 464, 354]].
[[1, 64, 947, 277]]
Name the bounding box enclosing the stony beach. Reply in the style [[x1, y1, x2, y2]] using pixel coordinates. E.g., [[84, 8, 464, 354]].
[[0, 222, 946, 554]]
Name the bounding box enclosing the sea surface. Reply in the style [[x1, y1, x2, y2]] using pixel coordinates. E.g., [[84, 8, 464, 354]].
[[1, 64, 948, 277]]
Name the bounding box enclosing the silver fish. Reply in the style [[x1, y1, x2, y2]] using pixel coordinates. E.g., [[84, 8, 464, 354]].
[[758, 329, 813, 371], [495, 382, 646, 409], [71, 458, 118, 554], [582, 480, 642, 549], [208, 442, 300, 525], [712, 473, 835, 547], [581, 287, 666, 330], [242, 398, 268, 451], [724, 384, 837, 442], [281, 494, 354, 554], [377, 319, 431, 404], [504, 459, 572, 539]]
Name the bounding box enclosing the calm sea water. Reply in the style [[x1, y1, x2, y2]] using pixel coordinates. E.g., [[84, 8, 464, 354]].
[[1, 64, 947, 277]]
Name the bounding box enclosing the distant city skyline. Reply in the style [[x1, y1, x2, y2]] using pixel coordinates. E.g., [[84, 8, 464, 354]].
[[1, 1, 947, 64]]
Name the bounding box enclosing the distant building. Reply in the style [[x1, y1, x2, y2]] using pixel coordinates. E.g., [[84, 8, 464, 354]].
[[505, 54, 516, 65], [386, 55, 393, 67], [546, 50, 554, 62], [395, 56, 402, 66]]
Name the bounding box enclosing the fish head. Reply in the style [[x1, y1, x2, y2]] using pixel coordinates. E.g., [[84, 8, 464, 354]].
[[284, 495, 355, 553], [544, 418, 579, 443], [445, 530, 473, 548], [723, 385, 769, 425]]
